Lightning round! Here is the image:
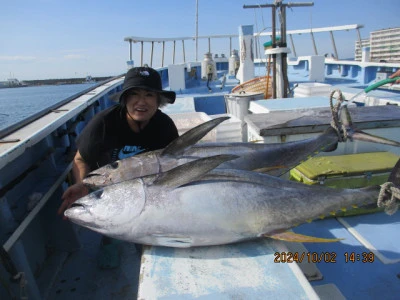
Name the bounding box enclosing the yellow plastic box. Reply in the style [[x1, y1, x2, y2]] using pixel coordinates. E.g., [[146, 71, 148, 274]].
[[289, 152, 399, 216], [290, 152, 399, 188]]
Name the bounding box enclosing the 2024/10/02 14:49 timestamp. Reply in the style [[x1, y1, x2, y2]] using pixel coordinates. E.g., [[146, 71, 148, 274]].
[[274, 252, 375, 263]]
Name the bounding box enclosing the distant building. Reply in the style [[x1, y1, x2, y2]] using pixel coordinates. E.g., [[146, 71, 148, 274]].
[[7, 78, 21, 86], [355, 27, 400, 62], [0, 78, 27, 88], [354, 39, 370, 61], [370, 27, 400, 62]]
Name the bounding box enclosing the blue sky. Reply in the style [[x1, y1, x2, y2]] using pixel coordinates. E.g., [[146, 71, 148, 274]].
[[1, 0, 398, 80]]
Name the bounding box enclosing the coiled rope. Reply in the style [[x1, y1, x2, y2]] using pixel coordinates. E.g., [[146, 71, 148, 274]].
[[378, 182, 400, 215], [329, 89, 348, 142], [329, 89, 400, 215]]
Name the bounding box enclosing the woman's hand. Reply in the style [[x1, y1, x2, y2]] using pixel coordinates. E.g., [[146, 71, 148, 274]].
[[58, 183, 89, 219], [389, 70, 400, 84]]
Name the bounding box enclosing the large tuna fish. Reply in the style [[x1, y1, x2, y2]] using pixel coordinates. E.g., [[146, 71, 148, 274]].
[[65, 155, 400, 247], [83, 108, 400, 189]]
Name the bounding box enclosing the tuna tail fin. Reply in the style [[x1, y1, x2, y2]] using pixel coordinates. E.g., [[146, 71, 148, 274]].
[[377, 158, 400, 215], [153, 154, 238, 188], [340, 105, 400, 147], [161, 116, 230, 157]]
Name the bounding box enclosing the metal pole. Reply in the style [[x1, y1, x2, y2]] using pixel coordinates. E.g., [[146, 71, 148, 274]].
[[289, 34, 297, 57], [162, 41, 165, 67], [129, 40, 133, 62], [196, 0, 198, 61], [281, 5, 289, 98], [182, 40, 186, 63], [173, 41, 176, 64], [310, 31, 318, 55], [208, 37, 211, 53], [272, 5, 277, 99], [244, 2, 314, 9], [140, 41, 144, 66], [242, 1, 315, 98], [329, 31, 339, 59], [150, 41, 154, 67]]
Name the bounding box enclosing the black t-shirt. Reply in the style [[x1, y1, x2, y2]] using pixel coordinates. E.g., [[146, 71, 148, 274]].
[[77, 105, 179, 170]]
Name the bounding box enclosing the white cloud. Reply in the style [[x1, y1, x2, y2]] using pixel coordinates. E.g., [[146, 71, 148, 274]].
[[0, 56, 36, 62], [63, 54, 85, 60], [61, 49, 88, 54]]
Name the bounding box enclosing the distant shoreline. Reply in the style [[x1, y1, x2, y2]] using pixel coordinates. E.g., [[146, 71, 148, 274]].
[[23, 76, 114, 86]]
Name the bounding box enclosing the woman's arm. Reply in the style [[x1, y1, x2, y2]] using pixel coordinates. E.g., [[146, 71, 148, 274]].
[[58, 151, 91, 218], [72, 150, 91, 183]]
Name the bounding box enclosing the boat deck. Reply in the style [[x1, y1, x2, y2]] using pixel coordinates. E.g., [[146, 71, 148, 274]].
[[45, 210, 400, 299], [138, 239, 318, 299], [2, 66, 400, 299], [293, 212, 400, 299], [46, 227, 141, 299]]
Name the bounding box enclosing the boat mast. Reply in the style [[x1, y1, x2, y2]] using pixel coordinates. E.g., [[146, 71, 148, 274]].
[[243, 1, 314, 98], [195, 0, 199, 62]]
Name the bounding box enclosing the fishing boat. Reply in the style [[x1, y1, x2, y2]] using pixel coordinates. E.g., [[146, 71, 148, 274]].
[[83, 76, 95, 84], [0, 78, 28, 89], [1, 1, 400, 299]]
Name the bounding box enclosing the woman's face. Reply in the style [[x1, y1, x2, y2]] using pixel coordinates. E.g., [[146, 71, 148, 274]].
[[124, 88, 159, 122]]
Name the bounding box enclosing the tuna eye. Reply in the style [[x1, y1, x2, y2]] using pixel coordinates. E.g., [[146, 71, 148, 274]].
[[93, 190, 103, 199], [110, 161, 119, 169]]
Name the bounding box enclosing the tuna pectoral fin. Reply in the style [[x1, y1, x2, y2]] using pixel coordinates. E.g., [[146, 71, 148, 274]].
[[161, 116, 230, 157], [352, 130, 400, 147], [263, 231, 343, 243], [151, 235, 193, 248], [253, 165, 287, 173], [154, 154, 238, 188], [340, 105, 400, 147]]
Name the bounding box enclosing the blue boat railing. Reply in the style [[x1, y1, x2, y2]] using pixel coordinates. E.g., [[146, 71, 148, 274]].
[[0, 75, 125, 141]]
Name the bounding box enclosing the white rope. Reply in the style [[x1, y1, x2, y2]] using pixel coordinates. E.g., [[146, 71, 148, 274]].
[[378, 182, 400, 215], [329, 89, 348, 142]]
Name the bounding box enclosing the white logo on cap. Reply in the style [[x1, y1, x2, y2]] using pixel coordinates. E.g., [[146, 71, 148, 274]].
[[139, 71, 150, 76]]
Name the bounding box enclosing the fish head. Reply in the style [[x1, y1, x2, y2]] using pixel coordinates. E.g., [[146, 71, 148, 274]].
[[65, 179, 146, 238], [82, 160, 126, 188], [82, 152, 158, 188]]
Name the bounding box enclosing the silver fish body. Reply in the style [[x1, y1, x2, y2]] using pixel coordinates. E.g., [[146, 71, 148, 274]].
[[186, 126, 339, 175], [83, 126, 339, 188], [83, 112, 400, 188], [66, 156, 388, 248], [83, 150, 193, 188]]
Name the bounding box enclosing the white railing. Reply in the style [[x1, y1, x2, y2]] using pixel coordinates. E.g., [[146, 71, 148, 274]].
[[124, 34, 237, 68], [124, 24, 365, 68]]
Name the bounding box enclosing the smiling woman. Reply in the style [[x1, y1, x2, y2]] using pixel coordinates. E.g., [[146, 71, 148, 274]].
[[59, 67, 178, 211], [124, 89, 160, 131], [57, 66, 179, 268]]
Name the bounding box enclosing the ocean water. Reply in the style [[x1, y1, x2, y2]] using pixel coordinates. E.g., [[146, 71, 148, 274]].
[[0, 83, 96, 135]]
